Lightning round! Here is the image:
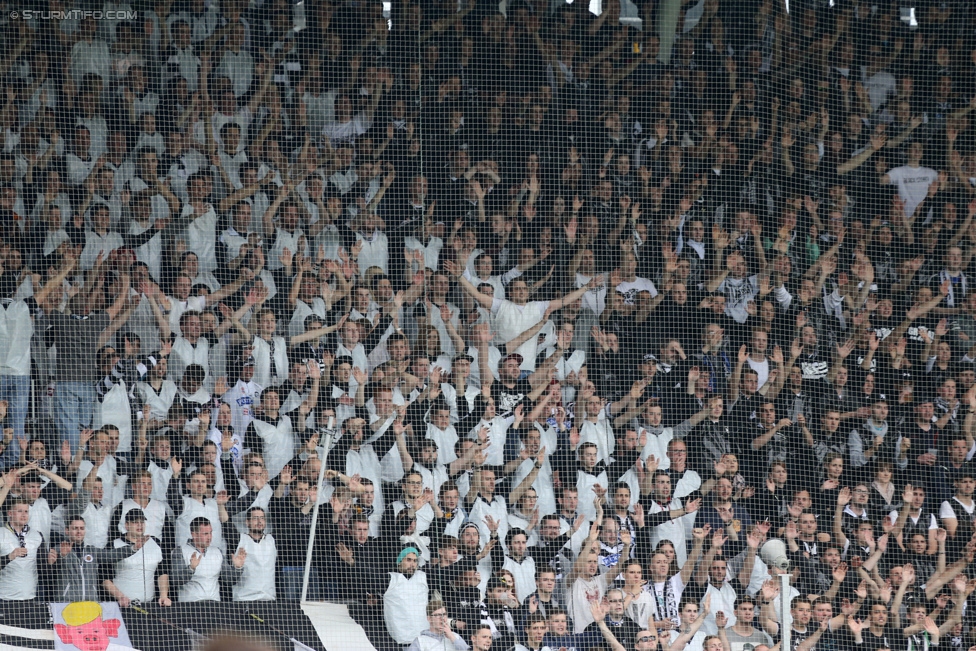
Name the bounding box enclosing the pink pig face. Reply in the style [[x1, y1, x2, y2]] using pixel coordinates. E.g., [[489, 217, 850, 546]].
[[55, 617, 121, 651]]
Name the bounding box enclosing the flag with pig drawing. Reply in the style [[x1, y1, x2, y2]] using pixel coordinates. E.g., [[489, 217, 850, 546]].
[[50, 602, 136, 651]]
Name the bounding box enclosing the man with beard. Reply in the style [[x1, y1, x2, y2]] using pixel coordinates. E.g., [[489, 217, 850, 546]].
[[230, 506, 276, 601], [46, 514, 139, 602], [696, 525, 765, 634], [367, 547, 428, 648]]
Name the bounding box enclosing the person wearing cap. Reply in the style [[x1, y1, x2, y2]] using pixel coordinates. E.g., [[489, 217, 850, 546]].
[[109, 469, 169, 543], [488, 353, 535, 419], [363, 546, 428, 647], [437, 555, 486, 632], [481, 573, 525, 648], [45, 513, 136, 602]]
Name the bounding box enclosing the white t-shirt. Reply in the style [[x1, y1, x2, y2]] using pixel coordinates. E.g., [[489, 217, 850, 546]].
[[747, 357, 771, 389], [489, 298, 550, 372], [575, 273, 607, 316], [716, 275, 759, 324], [940, 497, 976, 522], [615, 278, 658, 305], [567, 572, 612, 633], [886, 165, 937, 218], [0, 526, 43, 599]]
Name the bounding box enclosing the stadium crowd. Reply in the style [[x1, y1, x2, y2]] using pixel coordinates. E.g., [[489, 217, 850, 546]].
[[0, 0, 976, 650]]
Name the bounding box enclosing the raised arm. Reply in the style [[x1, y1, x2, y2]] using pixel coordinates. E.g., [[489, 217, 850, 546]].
[[105, 273, 131, 321], [444, 259, 493, 309], [566, 521, 600, 584], [549, 275, 605, 312]]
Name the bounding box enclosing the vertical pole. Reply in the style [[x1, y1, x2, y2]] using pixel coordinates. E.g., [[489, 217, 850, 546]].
[[301, 418, 334, 603], [780, 573, 792, 651], [656, 0, 683, 64]]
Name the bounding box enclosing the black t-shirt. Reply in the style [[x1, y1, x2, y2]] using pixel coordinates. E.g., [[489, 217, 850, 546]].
[[859, 626, 901, 651], [492, 378, 533, 417]]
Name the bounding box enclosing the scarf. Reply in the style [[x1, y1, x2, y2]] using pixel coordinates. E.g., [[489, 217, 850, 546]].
[[6, 523, 28, 548], [649, 577, 679, 625]]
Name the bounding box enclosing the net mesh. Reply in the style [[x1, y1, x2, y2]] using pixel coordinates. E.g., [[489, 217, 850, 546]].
[[0, 0, 968, 649]]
